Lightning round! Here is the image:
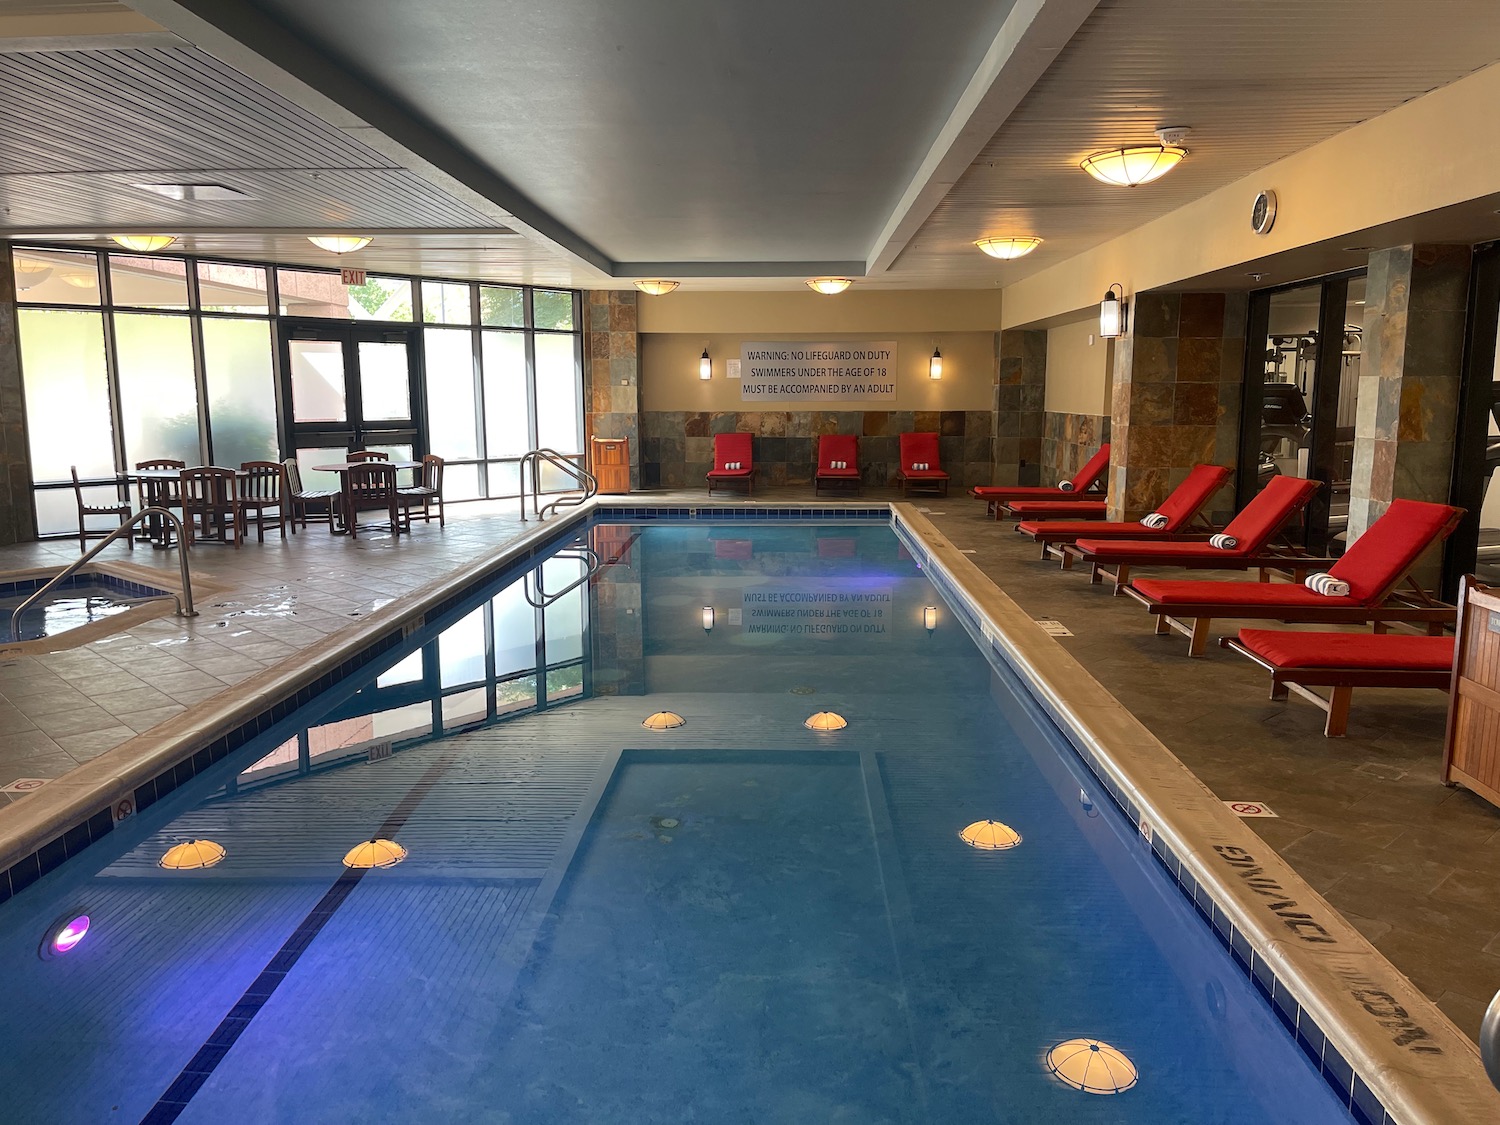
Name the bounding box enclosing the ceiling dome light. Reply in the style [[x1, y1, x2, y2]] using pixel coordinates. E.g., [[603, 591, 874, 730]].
[[806, 277, 853, 295], [342, 838, 407, 869], [1082, 128, 1189, 186], [110, 234, 177, 253], [634, 280, 680, 296], [13, 258, 53, 290], [975, 237, 1043, 260], [1046, 1038, 1138, 1094], [643, 711, 686, 729], [159, 839, 227, 870], [60, 271, 97, 289], [960, 819, 1022, 850], [307, 235, 374, 254], [804, 711, 847, 731]]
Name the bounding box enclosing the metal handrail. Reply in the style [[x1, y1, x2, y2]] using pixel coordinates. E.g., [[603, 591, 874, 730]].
[[9, 507, 197, 639], [518, 448, 597, 521], [522, 546, 603, 609], [1484, 989, 1500, 1092]]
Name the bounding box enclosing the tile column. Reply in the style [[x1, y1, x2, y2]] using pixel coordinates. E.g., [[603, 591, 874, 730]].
[[0, 247, 34, 544], [993, 329, 1045, 486], [584, 290, 642, 490], [1349, 245, 1470, 543], [1108, 292, 1245, 521]]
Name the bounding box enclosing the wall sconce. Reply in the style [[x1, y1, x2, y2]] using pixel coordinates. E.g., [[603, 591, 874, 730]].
[[929, 346, 943, 380], [1099, 284, 1127, 339], [699, 346, 712, 380], [923, 606, 938, 633], [702, 606, 714, 631]]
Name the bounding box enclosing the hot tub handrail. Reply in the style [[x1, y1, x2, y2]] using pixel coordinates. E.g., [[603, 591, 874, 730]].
[[1484, 989, 1500, 1092], [519, 448, 597, 522], [522, 546, 603, 609], [9, 506, 198, 638]]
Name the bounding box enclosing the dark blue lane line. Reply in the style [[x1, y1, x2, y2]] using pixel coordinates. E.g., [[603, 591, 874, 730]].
[[136, 752, 457, 1125]]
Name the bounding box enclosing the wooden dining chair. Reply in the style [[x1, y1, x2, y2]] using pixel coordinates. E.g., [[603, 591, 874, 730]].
[[348, 450, 389, 462], [134, 458, 185, 546], [236, 461, 289, 541], [70, 466, 132, 553], [397, 454, 445, 528], [180, 466, 240, 547], [284, 458, 340, 534], [345, 462, 402, 540]]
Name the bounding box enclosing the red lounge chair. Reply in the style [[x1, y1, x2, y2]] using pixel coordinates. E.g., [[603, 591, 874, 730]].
[[1002, 496, 1109, 521], [897, 432, 948, 497], [706, 433, 756, 496], [1221, 629, 1453, 737], [1125, 498, 1463, 656], [1064, 475, 1322, 593], [972, 444, 1110, 518], [814, 434, 861, 495], [1016, 464, 1232, 561]]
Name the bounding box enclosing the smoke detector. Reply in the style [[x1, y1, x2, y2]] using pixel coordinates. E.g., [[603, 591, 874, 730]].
[[1155, 127, 1191, 147]]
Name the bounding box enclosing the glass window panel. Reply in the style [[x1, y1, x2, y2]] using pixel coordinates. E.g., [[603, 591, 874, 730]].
[[423, 328, 479, 458], [496, 673, 537, 715], [289, 339, 347, 423], [541, 556, 584, 664], [492, 580, 536, 677], [108, 255, 188, 309], [198, 262, 268, 314], [202, 318, 278, 466], [12, 248, 100, 305], [114, 312, 201, 465], [367, 445, 415, 476], [296, 446, 348, 492], [422, 281, 473, 325], [486, 460, 520, 498], [34, 485, 126, 537], [532, 288, 574, 330], [377, 649, 423, 688], [358, 340, 412, 420], [441, 688, 488, 729], [277, 269, 412, 321], [535, 333, 580, 454], [372, 702, 433, 742], [480, 286, 524, 327], [482, 330, 530, 457], [439, 605, 486, 689], [546, 664, 584, 704], [347, 276, 414, 321], [308, 716, 376, 764], [239, 737, 300, 782], [18, 309, 114, 481], [444, 462, 481, 501], [538, 457, 583, 492]]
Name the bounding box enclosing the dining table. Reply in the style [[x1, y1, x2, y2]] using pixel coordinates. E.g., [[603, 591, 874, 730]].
[[310, 460, 421, 535], [122, 467, 250, 548]]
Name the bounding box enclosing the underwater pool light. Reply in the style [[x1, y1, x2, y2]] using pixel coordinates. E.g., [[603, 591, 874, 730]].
[[342, 839, 407, 869], [960, 819, 1022, 850], [804, 711, 847, 731], [42, 912, 90, 957], [1046, 1038, 1137, 1094], [643, 711, 686, 730], [159, 839, 227, 870]]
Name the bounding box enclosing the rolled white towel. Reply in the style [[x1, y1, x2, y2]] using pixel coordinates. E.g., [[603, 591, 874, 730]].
[[1208, 533, 1238, 550], [1305, 571, 1351, 597], [1139, 512, 1169, 529], [1058, 480, 1075, 492]]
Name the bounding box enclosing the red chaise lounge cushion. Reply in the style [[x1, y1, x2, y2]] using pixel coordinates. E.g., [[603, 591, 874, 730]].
[[1237, 629, 1454, 671]]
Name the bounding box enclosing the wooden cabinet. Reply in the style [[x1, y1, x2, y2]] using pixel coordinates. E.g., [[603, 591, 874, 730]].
[[590, 436, 631, 494], [1444, 578, 1500, 809]]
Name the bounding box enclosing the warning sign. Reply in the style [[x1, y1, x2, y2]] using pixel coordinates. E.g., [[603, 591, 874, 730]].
[[1224, 801, 1278, 818]]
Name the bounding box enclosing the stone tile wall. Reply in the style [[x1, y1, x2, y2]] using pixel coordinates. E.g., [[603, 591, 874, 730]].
[[1109, 291, 1246, 522], [994, 329, 1046, 487], [640, 409, 992, 490], [584, 291, 643, 490], [0, 251, 33, 544], [1041, 412, 1111, 487]]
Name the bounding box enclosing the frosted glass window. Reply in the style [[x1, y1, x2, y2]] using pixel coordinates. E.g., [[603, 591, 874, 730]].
[[541, 556, 585, 664], [482, 330, 530, 457], [422, 281, 473, 325], [13, 248, 100, 305], [114, 313, 201, 466], [492, 580, 537, 677], [424, 328, 479, 458], [439, 606, 487, 688], [109, 256, 188, 309], [532, 289, 574, 331], [486, 460, 520, 499], [198, 262, 268, 314], [18, 309, 115, 481], [358, 340, 411, 420], [377, 649, 424, 688], [289, 340, 346, 423], [445, 463, 481, 500], [296, 447, 347, 492], [535, 334, 580, 454], [35, 486, 125, 537], [480, 286, 524, 327], [202, 318, 278, 466], [441, 688, 488, 729]]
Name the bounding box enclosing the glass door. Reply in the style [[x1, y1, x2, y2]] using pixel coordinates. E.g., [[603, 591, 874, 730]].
[[282, 323, 422, 489]]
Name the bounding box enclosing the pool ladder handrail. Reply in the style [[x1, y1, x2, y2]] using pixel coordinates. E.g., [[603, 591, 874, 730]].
[[522, 546, 603, 609], [9, 506, 198, 638], [1484, 989, 1500, 1092], [518, 448, 597, 521]]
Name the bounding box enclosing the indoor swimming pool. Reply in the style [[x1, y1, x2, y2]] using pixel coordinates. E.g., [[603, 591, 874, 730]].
[[0, 519, 1366, 1123], [0, 572, 170, 645]]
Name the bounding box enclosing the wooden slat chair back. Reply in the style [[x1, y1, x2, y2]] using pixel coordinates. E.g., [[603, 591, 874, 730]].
[[180, 466, 240, 547], [345, 462, 402, 539], [70, 465, 132, 553], [237, 461, 288, 542]]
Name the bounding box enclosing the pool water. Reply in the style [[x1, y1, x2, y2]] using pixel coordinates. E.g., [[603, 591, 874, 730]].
[[0, 580, 152, 643], [0, 522, 1356, 1124]]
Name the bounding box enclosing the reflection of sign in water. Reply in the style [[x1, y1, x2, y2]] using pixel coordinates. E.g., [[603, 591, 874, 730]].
[[742, 587, 892, 638], [740, 341, 897, 403]]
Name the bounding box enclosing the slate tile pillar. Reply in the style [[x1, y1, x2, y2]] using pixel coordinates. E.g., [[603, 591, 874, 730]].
[[1108, 291, 1246, 521], [993, 329, 1045, 486], [0, 246, 35, 544], [584, 290, 642, 490], [1349, 245, 1470, 551]]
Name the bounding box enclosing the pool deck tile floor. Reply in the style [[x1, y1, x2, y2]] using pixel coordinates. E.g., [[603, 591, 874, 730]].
[[0, 487, 1496, 1044]]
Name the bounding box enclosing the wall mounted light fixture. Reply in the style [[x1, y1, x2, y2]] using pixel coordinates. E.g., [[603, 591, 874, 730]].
[[699, 346, 712, 380], [929, 346, 943, 380], [702, 606, 715, 631], [923, 606, 938, 633], [1099, 284, 1127, 339]]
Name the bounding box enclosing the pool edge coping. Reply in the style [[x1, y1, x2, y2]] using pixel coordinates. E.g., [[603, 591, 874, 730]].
[[891, 502, 1500, 1125]]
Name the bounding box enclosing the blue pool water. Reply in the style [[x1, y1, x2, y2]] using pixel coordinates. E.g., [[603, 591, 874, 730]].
[[0, 577, 159, 643], [0, 521, 1356, 1123]]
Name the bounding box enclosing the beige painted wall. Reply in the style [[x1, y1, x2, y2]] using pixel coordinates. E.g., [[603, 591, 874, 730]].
[[641, 332, 995, 412], [1001, 60, 1500, 328], [1045, 317, 1112, 415], [637, 289, 1002, 334]]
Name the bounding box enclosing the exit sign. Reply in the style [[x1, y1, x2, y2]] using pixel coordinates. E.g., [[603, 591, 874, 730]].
[[341, 268, 367, 286]]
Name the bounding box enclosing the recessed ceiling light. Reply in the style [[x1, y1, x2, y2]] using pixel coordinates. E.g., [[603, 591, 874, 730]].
[[134, 182, 250, 201]]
